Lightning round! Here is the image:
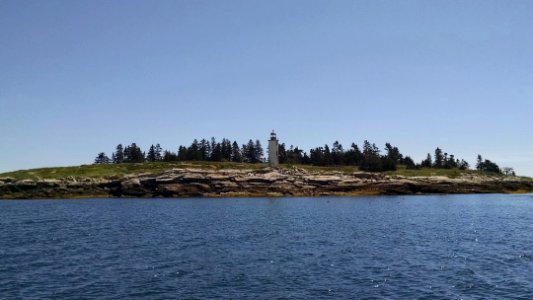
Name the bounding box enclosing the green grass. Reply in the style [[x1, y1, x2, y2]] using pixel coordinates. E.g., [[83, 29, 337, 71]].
[[0, 161, 268, 180], [0, 161, 529, 181], [385, 165, 476, 178], [285, 164, 478, 178], [280, 164, 361, 173]]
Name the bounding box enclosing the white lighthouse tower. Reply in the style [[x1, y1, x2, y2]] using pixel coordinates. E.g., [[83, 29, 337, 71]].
[[268, 130, 279, 168]]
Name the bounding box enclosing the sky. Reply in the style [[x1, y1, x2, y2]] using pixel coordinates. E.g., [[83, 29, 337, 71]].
[[1, 0, 532, 176]]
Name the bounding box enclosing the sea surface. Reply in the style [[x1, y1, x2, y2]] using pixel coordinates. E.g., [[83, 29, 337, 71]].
[[1, 194, 533, 299]]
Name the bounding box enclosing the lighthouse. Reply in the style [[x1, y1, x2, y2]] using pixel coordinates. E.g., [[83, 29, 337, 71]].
[[268, 130, 279, 167]]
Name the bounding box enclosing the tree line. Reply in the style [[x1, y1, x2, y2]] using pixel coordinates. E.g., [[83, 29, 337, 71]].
[[94, 138, 264, 165], [94, 138, 507, 174]]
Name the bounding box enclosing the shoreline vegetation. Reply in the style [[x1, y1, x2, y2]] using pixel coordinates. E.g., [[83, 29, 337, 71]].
[[92, 138, 511, 175], [0, 162, 531, 199], [1, 137, 530, 199]]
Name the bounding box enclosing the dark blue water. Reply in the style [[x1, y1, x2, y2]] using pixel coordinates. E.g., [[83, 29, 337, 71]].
[[1, 194, 533, 299]]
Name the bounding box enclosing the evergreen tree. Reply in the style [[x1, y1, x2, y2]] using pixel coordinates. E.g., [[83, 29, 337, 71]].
[[231, 141, 243, 162], [155, 144, 162, 161], [278, 143, 288, 164], [221, 138, 232, 161], [199, 139, 210, 161], [434, 147, 444, 168], [421, 153, 432, 168], [323, 144, 333, 166], [187, 139, 202, 161], [177, 146, 188, 161], [302, 152, 311, 164], [98, 136, 501, 174], [241, 142, 250, 163], [331, 141, 344, 165], [287, 146, 304, 164], [94, 152, 111, 164], [310, 147, 324, 165], [112, 144, 124, 164], [345, 143, 363, 165], [242, 140, 257, 163], [381, 156, 397, 171], [403, 156, 416, 169], [483, 159, 501, 174], [124, 143, 144, 163], [147, 145, 157, 162], [476, 155, 483, 170], [360, 140, 383, 171], [385, 143, 403, 164], [447, 154, 457, 168], [254, 140, 264, 163], [163, 150, 178, 161], [211, 143, 223, 161], [458, 159, 470, 170], [476, 156, 501, 174]]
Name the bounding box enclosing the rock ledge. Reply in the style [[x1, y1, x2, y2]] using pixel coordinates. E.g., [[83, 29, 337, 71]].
[[1, 168, 531, 199]]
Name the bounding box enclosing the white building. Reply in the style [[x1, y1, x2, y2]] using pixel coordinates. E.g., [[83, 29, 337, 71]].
[[268, 130, 279, 167]]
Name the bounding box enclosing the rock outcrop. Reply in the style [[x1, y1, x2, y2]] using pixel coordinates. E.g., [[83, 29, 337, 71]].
[[0, 168, 532, 199]]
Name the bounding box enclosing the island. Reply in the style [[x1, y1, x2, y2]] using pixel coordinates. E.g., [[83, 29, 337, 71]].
[[0, 162, 531, 199], [2, 133, 532, 199]]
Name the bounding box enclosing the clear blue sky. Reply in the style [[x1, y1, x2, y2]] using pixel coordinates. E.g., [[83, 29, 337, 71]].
[[1, 0, 532, 175]]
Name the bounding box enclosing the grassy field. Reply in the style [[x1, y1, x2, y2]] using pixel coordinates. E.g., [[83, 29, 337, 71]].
[[0, 161, 528, 181], [0, 161, 267, 180], [386, 165, 475, 178]]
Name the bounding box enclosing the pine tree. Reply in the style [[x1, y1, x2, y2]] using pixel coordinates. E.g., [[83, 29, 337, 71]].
[[286, 145, 304, 164], [458, 159, 470, 170], [447, 154, 458, 168], [483, 159, 501, 174], [385, 143, 403, 164], [147, 145, 157, 162], [112, 144, 124, 164], [403, 156, 416, 169], [254, 140, 264, 163], [331, 141, 344, 165], [124, 143, 144, 163], [199, 139, 210, 161], [155, 144, 162, 161], [476, 155, 483, 171], [241, 143, 249, 163], [94, 152, 111, 164], [362, 140, 374, 156], [309, 147, 324, 165], [421, 153, 432, 168], [163, 150, 178, 161], [243, 139, 255, 163], [434, 147, 444, 168], [177, 146, 187, 161], [221, 138, 232, 161], [360, 140, 383, 171], [211, 143, 223, 161], [323, 144, 333, 166], [278, 143, 287, 164], [345, 143, 363, 165], [231, 141, 243, 162], [476, 155, 501, 174]]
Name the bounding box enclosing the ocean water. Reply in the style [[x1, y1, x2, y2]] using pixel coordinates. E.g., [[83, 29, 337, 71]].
[[1, 194, 533, 299]]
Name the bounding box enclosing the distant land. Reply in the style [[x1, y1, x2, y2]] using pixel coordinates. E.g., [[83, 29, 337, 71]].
[[2, 135, 531, 199], [0, 162, 531, 199]]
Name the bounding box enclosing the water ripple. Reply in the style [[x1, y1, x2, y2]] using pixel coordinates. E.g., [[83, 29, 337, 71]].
[[1, 195, 533, 299]]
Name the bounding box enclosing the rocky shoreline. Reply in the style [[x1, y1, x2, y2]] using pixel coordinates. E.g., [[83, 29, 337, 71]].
[[0, 167, 532, 199]]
